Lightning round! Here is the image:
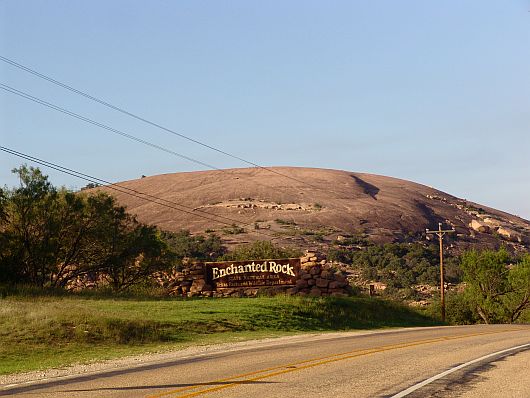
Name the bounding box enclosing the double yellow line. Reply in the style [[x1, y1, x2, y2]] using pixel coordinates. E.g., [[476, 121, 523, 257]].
[[147, 328, 526, 398]]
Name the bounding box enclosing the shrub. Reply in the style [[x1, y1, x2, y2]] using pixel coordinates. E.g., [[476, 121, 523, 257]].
[[219, 241, 302, 261]]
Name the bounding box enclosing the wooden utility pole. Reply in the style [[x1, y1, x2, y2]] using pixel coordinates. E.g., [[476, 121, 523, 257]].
[[426, 223, 455, 323]]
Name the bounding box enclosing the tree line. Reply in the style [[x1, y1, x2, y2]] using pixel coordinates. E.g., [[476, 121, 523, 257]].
[[331, 239, 529, 324], [0, 166, 221, 291], [0, 166, 299, 292]]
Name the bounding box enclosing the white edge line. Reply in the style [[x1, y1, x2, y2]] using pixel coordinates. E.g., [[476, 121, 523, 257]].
[[390, 343, 530, 398]]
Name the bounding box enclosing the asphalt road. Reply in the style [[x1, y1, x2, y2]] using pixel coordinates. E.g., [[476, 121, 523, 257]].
[[2, 325, 529, 398]]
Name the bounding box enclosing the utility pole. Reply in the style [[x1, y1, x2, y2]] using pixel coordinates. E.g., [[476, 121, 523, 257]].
[[426, 222, 455, 323]]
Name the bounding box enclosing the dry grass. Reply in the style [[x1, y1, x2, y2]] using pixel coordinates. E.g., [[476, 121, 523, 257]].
[[0, 293, 437, 375]]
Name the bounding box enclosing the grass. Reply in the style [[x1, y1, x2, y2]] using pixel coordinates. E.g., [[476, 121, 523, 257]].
[[275, 218, 297, 226], [0, 292, 439, 375]]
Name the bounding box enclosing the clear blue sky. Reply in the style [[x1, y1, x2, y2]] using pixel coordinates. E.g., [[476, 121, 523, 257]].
[[1, 1, 529, 219]]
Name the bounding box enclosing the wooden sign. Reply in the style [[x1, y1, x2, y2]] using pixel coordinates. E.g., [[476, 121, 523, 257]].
[[205, 258, 300, 289]]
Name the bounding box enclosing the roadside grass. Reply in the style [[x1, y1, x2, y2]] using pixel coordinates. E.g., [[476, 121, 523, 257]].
[[0, 292, 439, 375]]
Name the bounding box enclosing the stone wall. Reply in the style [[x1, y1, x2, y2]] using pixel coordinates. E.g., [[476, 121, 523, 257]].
[[154, 251, 352, 298], [288, 252, 351, 297]]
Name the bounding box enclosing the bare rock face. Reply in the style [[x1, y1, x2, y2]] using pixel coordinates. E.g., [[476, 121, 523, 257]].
[[496, 227, 522, 243], [92, 167, 530, 252], [470, 219, 491, 233], [483, 217, 501, 228]]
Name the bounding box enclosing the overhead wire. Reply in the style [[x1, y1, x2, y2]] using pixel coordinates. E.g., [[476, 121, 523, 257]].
[[0, 82, 318, 196], [0, 83, 221, 172], [0, 54, 324, 191], [0, 56, 326, 238], [0, 145, 282, 240]]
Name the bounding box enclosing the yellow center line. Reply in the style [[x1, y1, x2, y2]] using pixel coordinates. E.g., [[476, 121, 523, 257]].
[[147, 328, 526, 398]]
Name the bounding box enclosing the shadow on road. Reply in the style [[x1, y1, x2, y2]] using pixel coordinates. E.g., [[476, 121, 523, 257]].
[[55, 380, 276, 394]]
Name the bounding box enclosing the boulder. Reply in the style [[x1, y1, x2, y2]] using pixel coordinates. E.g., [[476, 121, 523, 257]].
[[329, 280, 348, 289], [296, 279, 309, 289], [496, 227, 523, 243], [316, 278, 329, 288], [483, 217, 501, 227], [470, 219, 490, 233], [190, 280, 212, 293], [309, 265, 322, 275], [320, 270, 333, 279]]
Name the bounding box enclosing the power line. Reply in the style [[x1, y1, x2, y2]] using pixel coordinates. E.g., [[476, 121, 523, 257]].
[[0, 82, 321, 197], [0, 54, 323, 191], [0, 84, 319, 213], [0, 82, 337, 227], [1, 145, 279, 240], [0, 145, 281, 240], [0, 83, 221, 172]]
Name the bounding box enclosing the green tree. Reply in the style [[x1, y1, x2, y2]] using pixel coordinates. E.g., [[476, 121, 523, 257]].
[[0, 166, 173, 290], [0, 188, 13, 282], [74, 193, 174, 292], [504, 253, 530, 323], [0, 166, 61, 285], [461, 248, 530, 324], [351, 243, 444, 288], [43, 189, 96, 287], [100, 222, 172, 292], [161, 230, 225, 268], [0, 188, 7, 222], [428, 291, 479, 325]]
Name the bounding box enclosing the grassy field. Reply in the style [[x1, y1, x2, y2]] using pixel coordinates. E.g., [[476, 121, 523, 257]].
[[0, 292, 438, 375]]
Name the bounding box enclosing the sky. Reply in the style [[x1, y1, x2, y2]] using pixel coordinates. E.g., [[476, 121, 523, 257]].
[[1, 1, 529, 219]]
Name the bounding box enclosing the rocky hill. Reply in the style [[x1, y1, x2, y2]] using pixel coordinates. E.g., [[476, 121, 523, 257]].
[[91, 167, 530, 253]]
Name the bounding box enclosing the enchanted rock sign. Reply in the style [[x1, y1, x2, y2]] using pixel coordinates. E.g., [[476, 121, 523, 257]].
[[205, 258, 300, 289]]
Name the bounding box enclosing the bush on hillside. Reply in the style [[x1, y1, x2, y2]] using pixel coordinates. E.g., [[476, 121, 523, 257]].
[[161, 230, 226, 269], [219, 240, 302, 261]]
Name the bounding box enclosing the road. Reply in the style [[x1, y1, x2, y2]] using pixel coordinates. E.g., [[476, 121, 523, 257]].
[[2, 325, 529, 398]]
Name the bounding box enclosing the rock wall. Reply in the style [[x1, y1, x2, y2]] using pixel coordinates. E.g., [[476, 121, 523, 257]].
[[288, 252, 351, 297], [154, 251, 353, 298]]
